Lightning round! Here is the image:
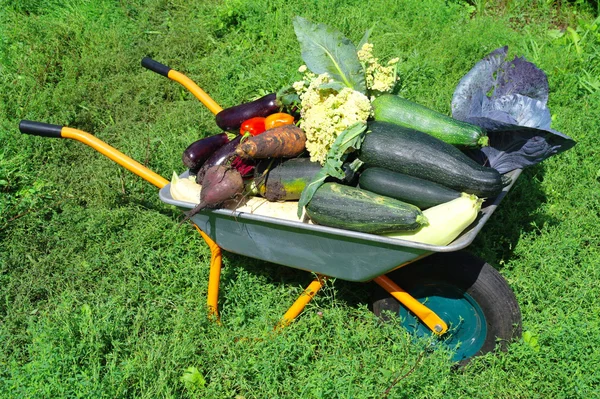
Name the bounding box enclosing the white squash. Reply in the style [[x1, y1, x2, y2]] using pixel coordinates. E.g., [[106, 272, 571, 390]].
[[169, 172, 201, 204], [384, 193, 482, 246]]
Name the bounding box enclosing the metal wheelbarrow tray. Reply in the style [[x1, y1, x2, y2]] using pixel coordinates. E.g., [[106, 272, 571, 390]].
[[160, 169, 521, 283]]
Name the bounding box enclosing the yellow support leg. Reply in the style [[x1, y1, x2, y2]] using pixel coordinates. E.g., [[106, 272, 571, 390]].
[[276, 275, 326, 329], [374, 275, 448, 335], [21, 121, 228, 324], [194, 225, 223, 321]]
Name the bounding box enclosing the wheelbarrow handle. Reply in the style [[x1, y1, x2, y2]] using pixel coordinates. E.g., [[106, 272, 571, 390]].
[[141, 57, 171, 77], [19, 120, 63, 138], [141, 57, 223, 115], [19, 120, 170, 189]]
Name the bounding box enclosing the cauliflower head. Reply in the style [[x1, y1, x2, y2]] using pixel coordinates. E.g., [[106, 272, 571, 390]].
[[294, 72, 372, 164], [357, 42, 400, 97]]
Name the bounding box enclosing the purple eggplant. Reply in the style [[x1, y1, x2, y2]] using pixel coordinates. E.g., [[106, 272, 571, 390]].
[[183, 133, 230, 173], [215, 93, 280, 131], [195, 135, 243, 183]]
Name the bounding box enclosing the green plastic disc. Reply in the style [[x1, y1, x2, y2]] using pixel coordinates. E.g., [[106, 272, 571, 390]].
[[398, 281, 487, 362]]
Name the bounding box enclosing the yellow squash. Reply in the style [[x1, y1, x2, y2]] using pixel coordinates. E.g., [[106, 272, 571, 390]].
[[384, 193, 482, 246], [169, 172, 201, 204]]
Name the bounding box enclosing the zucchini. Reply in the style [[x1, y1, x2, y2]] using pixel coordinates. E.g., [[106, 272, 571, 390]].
[[305, 182, 427, 234], [252, 157, 357, 201], [251, 157, 322, 201], [359, 122, 508, 198], [372, 94, 488, 148], [359, 167, 461, 209], [384, 193, 483, 246]]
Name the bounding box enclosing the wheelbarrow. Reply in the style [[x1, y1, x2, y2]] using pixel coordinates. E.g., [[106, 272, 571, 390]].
[[19, 58, 522, 364]]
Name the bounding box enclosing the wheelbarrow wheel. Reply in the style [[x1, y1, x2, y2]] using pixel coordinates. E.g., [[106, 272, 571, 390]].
[[371, 251, 521, 365]]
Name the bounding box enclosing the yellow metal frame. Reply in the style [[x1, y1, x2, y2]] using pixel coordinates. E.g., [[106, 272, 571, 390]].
[[373, 275, 448, 335], [194, 226, 222, 320], [167, 70, 223, 115], [60, 127, 168, 188], [276, 275, 326, 329], [42, 65, 449, 336]]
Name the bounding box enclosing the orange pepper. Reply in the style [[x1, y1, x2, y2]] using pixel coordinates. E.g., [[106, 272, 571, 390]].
[[265, 112, 295, 130]]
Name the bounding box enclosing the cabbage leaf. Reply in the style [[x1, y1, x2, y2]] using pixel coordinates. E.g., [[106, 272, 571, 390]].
[[452, 46, 575, 174]]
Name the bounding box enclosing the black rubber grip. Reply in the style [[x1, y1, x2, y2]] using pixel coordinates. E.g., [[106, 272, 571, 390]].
[[141, 57, 171, 77], [19, 120, 63, 138]]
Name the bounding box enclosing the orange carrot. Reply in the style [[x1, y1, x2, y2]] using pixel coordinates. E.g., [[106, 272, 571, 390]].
[[235, 124, 306, 159]]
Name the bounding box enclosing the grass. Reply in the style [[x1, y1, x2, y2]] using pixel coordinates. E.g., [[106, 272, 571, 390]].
[[1, 0, 599, 397]]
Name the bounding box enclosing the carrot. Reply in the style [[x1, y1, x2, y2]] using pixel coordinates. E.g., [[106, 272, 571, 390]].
[[235, 124, 306, 159]]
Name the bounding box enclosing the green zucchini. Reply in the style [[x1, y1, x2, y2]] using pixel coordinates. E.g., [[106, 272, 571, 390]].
[[252, 157, 322, 201], [359, 122, 508, 198], [305, 182, 428, 234], [372, 94, 488, 148], [359, 167, 461, 210]]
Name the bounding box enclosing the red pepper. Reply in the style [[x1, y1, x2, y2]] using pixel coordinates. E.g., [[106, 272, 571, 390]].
[[265, 112, 295, 130], [240, 117, 266, 136]]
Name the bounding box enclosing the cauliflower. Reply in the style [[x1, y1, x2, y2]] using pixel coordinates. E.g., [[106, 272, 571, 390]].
[[292, 43, 398, 164], [357, 43, 400, 97], [294, 72, 372, 164]]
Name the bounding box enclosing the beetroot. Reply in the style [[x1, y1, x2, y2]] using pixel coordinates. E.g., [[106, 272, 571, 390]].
[[183, 165, 244, 221], [231, 156, 255, 177], [195, 135, 242, 183]]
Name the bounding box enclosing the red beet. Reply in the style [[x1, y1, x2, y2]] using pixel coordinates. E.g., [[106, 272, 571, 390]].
[[183, 165, 244, 221], [231, 156, 255, 177], [195, 135, 242, 183]]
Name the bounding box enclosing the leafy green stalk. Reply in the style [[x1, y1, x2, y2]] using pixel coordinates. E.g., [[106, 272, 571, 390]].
[[276, 85, 301, 109], [356, 27, 373, 51], [297, 122, 368, 217], [293, 16, 366, 94]]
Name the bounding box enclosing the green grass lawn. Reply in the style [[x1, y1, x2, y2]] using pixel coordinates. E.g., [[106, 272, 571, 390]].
[[1, 0, 599, 397]]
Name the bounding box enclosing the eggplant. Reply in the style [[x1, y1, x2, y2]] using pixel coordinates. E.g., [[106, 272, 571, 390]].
[[215, 93, 280, 131], [182, 133, 230, 173], [195, 135, 243, 183]]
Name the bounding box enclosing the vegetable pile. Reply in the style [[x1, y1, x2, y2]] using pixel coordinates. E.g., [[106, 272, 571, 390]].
[[170, 17, 575, 246]]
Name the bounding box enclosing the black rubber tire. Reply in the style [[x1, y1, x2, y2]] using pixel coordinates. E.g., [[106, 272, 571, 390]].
[[372, 251, 521, 364]]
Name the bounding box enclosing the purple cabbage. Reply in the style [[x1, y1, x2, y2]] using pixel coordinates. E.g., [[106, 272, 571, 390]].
[[451, 46, 576, 174]]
